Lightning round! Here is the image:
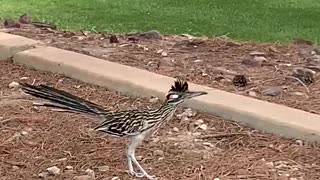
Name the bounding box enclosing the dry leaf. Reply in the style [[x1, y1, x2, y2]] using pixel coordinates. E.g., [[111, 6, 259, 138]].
[[248, 91, 258, 97], [249, 51, 266, 57], [261, 86, 283, 96]]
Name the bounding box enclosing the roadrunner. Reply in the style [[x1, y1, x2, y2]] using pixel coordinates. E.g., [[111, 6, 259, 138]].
[[20, 79, 207, 180]]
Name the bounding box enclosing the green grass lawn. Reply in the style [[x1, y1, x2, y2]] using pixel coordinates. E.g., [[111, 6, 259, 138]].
[[0, 0, 319, 44]]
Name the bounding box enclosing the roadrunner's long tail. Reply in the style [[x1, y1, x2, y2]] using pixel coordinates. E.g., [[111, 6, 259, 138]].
[[20, 83, 106, 115]]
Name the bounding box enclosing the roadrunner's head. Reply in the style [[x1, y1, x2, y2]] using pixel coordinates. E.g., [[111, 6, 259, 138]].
[[165, 79, 208, 105]]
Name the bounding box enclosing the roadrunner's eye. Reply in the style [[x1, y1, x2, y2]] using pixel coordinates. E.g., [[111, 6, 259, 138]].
[[167, 94, 179, 100], [170, 94, 179, 99]]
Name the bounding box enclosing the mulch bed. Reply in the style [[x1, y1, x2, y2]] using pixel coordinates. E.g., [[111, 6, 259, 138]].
[[0, 60, 320, 180], [2, 20, 320, 115]]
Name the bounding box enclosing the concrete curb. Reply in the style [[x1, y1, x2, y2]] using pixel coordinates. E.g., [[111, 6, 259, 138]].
[[0, 32, 42, 60], [1, 32, 320, 141]]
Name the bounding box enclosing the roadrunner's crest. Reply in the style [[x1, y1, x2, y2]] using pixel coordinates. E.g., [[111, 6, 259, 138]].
[[169, 79, 189, 93]]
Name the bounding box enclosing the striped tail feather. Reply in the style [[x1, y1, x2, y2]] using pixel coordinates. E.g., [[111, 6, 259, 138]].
[[19, 83, 107, 115]]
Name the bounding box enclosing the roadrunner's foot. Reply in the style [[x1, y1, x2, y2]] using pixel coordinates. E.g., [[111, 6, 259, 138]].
[[129, 170, 157, 180], [129, 170, 144, 177], [129, 170, 157, 179], [128, 157, 157, 179]]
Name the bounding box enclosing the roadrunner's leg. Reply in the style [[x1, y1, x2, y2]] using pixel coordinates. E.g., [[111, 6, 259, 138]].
[[127, 133, 157, 180]]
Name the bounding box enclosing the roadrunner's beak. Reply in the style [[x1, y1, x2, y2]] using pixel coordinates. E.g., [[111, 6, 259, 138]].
[[184, 91, 208, 99]]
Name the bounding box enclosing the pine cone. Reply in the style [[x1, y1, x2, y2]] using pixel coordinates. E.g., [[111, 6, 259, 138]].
[[233, 75, 247, 87], [19, 13, 32, 24], [4, 19, 21, 28], [292, 67, 315, 85], [299, 73, 314, 85], [110, 35, 119, 43]]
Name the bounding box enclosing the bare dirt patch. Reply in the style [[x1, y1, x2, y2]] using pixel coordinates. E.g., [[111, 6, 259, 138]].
[[4, 26, 320, 115], [0, 60, 320, 180]]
